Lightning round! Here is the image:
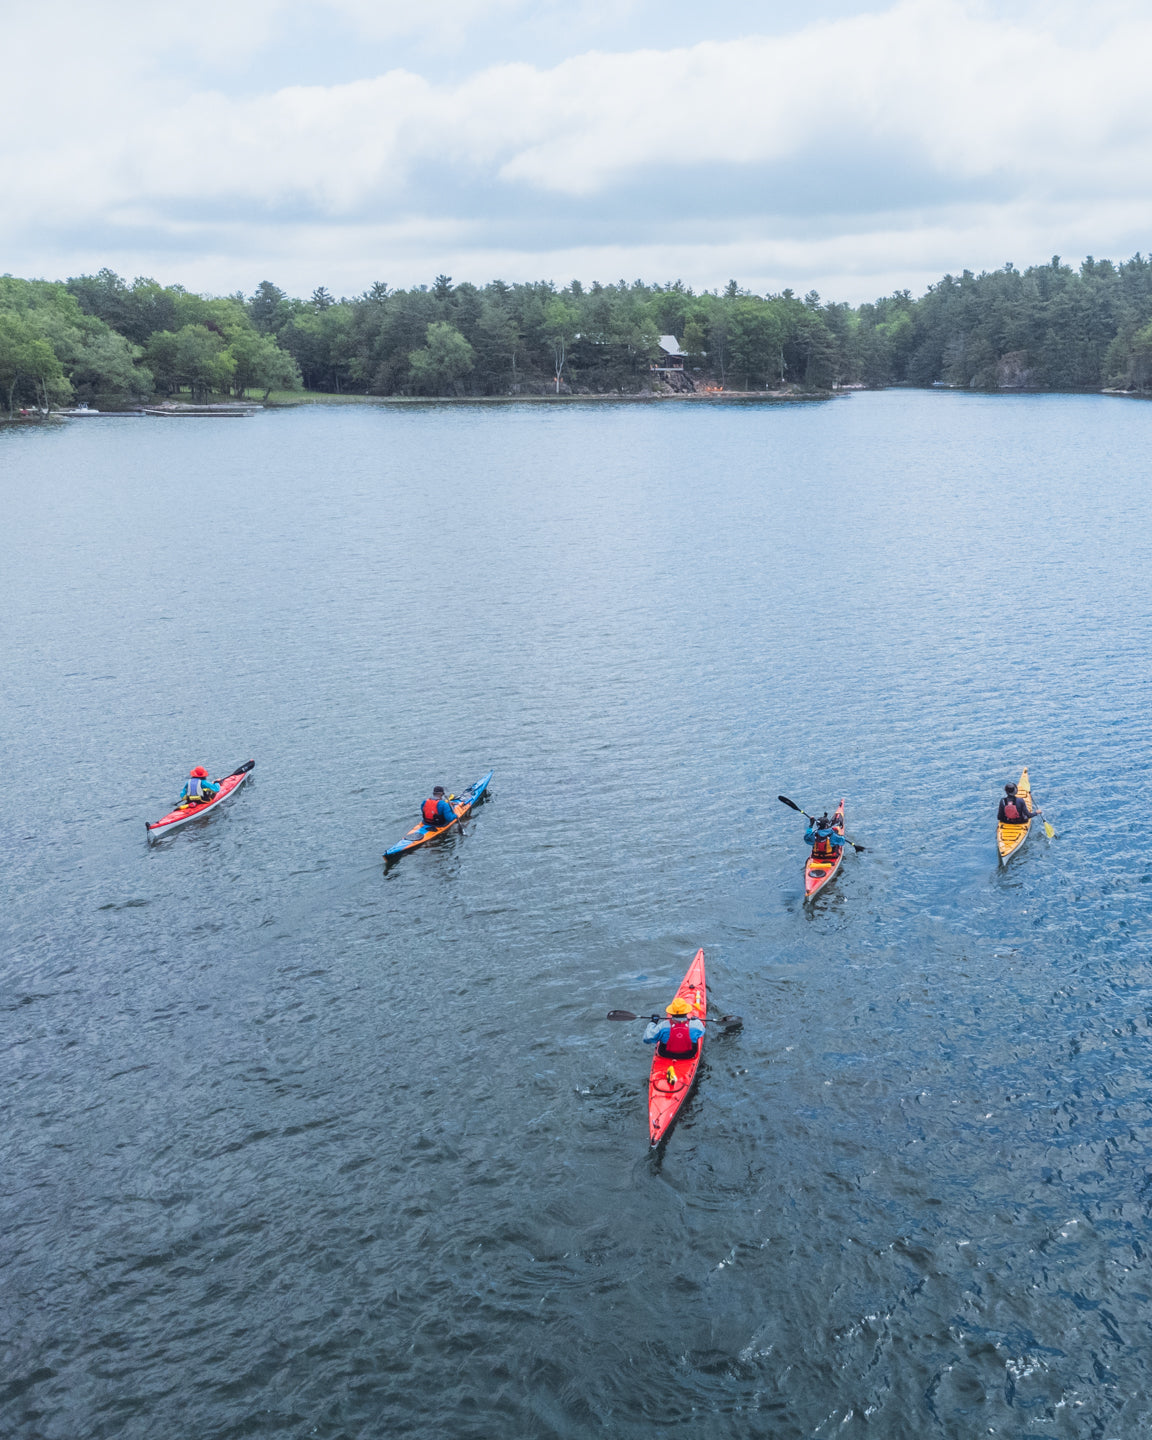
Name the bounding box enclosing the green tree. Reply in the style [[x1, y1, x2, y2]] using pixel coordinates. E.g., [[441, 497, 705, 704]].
[[727, 300, 783, 389], [70, 330, 153, 401], [0, 313, 66, 413], [145, 324, 235, 400], [226, 329, 301, 398], [544, 298, 579, 393], [407, 321, 475, 394]]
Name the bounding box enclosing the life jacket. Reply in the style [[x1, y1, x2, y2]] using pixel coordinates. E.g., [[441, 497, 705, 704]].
[[1002, 797, 1024, 823], [664, 1017, 695, 1057], [812, 829, 836, 859], [422, 797, 441, 824], [186, 776, 206, 802]]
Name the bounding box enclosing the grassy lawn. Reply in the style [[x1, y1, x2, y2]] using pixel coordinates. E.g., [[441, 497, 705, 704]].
[[259, 389, 381, 405]]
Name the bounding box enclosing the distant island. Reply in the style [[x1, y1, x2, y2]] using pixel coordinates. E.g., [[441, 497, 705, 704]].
[[3, 254, 1152, 415]]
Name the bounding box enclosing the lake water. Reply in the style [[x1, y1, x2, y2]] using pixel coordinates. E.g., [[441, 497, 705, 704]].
[[3, 391, 1151, 1439]]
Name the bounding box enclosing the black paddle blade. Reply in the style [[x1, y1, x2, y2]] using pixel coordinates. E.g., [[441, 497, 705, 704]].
[[778, 794, 802, 812], [231, 760, 256, 776], [717, 1014, 743, 1028], [851, 843, 866, 853], [606, 1009, 641, 1021]]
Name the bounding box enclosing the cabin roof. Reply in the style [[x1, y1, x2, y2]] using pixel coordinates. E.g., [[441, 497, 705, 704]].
[[658, 335, 686, 356]]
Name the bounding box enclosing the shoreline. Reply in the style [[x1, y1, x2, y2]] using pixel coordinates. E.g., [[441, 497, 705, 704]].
[[6, 385, 1151, 424]]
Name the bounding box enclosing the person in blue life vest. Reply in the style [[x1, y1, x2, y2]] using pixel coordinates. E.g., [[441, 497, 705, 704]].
[[805, 811, 846, 861], [644, 997, 705, 1059], [420, 786, 457, 828], [998, 782, 1036, 825], [179, 766, 220, 807]]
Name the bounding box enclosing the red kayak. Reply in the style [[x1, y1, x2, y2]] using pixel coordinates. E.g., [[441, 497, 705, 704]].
[[145, 761, 255, 841], [647, 949, 707, 1147], [804, 798, 845, 901]]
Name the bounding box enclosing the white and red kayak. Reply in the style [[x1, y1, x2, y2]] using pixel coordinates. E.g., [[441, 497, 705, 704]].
[[145, 761, 255, 841]]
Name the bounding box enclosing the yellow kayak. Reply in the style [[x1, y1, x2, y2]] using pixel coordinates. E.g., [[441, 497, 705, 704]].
[[996, 766, 1035, 865]]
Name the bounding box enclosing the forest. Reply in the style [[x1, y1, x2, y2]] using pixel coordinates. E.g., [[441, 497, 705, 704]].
[[3, 253, 1152, 412]]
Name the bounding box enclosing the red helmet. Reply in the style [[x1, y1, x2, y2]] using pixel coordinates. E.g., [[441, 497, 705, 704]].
[[190, 766, 208, 778]]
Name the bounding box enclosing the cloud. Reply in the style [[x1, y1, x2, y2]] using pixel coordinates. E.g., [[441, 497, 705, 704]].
[[4, 0, 1152, 298]]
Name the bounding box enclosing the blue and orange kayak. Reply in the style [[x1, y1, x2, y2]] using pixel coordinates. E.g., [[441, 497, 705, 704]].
[[647, 948, 707, 1147], [146, 760, 255, 841], [384, 770, 493, 861]]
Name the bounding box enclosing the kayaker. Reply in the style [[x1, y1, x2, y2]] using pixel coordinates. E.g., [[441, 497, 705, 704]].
[[179, 766, 220, 806], [644, 997, 705, 1059], [805, 812, 845, 861], [998, 783, 1036, 824], [420, 786, 456, 827]]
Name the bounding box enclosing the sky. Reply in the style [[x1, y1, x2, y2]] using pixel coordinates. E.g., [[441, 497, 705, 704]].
[[4, 0, 1151, 303]]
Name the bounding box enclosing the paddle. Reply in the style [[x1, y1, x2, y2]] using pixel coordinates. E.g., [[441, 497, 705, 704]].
[[606, 1009, 743, 1028], [216, 759, 255, 782], [777, 795, 867, 852], [1034, 808, 1056, 840]]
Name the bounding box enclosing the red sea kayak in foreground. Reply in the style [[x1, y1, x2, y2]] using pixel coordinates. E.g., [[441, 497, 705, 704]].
[[804, 798, 846, 901], [647, 949, 707, 1148], [145, 761, 255, 841]]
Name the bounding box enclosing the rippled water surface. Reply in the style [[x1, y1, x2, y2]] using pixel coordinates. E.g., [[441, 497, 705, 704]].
[[3, 392, 1152, 1439]]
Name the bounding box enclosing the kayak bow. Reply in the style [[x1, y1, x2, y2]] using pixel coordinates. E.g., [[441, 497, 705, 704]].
[[647, 948, 707, 1148], [384, 770, 493, 861], [804, 797, 846, 901], [997, 766, 1035, 865], [145, 760, 255, 841]]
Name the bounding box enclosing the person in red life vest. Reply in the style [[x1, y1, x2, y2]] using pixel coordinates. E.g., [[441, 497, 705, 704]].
[[804, 812, 845, 861], [998, 782, 1036, 825], [420, 786, 457, 828], [643, 996, 705, 1058], [178, 766, 220, 807]]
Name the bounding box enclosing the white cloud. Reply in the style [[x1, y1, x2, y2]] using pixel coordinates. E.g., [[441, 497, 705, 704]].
[[4, 0, 1152, 298]]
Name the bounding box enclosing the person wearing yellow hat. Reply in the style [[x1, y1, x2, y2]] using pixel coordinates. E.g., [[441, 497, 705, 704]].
[[643, 995, 705, 1060], [178, 765, 220, 808]]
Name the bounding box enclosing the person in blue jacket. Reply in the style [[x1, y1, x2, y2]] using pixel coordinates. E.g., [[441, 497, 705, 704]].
[[804, 812, 845, 861], [179, 766, 220, 807], [643, 997, 705, 1058], [420, 786, 457, 827]]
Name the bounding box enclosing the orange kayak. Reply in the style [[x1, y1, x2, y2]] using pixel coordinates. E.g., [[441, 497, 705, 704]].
[[647, 949, 706, 1147], [804, 798, 846, 901], [997, 766, 1034, 865]]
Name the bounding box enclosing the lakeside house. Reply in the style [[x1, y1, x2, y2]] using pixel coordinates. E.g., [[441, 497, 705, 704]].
[[652, 336, 686, 372]]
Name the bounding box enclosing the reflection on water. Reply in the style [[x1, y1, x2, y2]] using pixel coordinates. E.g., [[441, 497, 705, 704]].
[[2, 392, 1151, 1438]]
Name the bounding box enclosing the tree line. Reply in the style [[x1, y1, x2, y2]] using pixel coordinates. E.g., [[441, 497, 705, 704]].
[[3, 254, 1152, 413]]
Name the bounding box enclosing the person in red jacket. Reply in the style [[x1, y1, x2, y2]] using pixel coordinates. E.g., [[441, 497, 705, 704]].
[[643, 997, 705, 1059], [420, 786, 456, 827]]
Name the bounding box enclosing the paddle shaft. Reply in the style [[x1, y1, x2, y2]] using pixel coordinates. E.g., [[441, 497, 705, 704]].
[[606, 1009, 742, 1026], [777, 795, 865, 852]]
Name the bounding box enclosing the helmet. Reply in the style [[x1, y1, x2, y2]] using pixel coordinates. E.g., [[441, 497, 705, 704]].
[[666, 997, 690, 1016], [432, 786, 445, 796], [190, 766, 208, 778]]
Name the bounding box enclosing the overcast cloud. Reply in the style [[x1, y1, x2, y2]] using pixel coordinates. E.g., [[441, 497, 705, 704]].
[[4, 0, 1149, 300]]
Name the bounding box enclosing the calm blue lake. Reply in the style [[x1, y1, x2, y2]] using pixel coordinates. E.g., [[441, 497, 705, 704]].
[[3, 391, 1151, 1438]]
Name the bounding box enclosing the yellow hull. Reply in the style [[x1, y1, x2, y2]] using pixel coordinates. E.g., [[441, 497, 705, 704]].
[[996, 766, 1034, 864]]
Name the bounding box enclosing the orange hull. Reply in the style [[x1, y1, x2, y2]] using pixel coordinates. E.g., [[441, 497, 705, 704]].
[[804, 798, 846, 900], [647, 949, 706, 1147]]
